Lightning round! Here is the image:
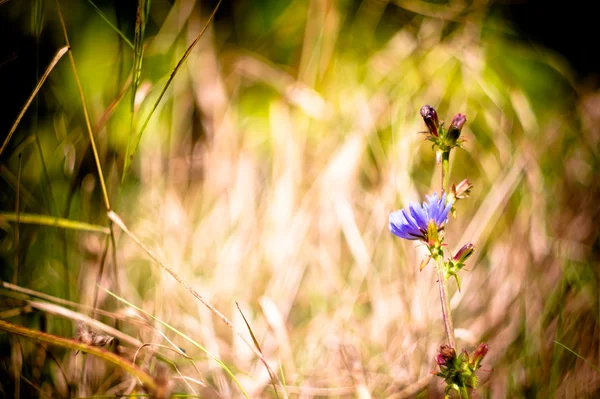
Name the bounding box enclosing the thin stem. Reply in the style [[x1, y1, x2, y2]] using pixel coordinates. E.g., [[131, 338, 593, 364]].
[[55, 0, 111, 211], [441, 150, 450, 193], [435, 255, 456, 349], [460, 385, 470, 398]]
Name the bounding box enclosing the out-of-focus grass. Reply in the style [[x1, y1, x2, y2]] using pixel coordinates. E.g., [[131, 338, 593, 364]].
[[1, 0, 599, 397]]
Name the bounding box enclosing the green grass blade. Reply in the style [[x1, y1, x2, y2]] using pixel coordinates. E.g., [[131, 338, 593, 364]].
[[86, 0, 134, 49], [553, 340, 600, 374], [121, 0, 222, 184], [0, 212, 109, 234], [55, 0, 112, 211], [123, 0, 150, 181], [131, 0, 148, 110]]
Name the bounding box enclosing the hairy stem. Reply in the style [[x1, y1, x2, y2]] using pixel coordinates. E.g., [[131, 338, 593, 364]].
[[441, 150, 450, 193], [435, 255, 456, 348]]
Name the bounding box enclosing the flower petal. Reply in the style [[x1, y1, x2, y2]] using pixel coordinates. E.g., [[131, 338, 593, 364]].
[[389, 192, 452, 242]]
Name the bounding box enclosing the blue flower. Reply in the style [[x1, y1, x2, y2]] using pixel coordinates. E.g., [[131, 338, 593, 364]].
[[389, 192, 453, 242]]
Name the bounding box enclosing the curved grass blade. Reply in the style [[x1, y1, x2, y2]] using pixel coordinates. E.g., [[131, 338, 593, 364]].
[[0, 212, 109, 234], [0, 319, 157, 391], [0, 46, 69, 158], [121, 0, 222, 184], [99, 285, 251, 399]]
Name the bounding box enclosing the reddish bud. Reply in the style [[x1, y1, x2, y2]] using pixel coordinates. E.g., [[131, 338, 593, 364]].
[[453, 243, 474, 263], [420, 105, 439, 137], [471, 343, 488, 370], [447, 113, 467, 143], [436, 344, 456, 367], [473, 343, 488, 362]]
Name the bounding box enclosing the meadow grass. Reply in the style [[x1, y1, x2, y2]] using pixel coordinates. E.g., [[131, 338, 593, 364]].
[[0, 0, 599, 397]]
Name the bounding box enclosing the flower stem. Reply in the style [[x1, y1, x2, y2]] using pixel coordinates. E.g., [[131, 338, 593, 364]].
[[435, 255, 456, 349], [441, 150, 450, 193], [460, 385, 471, 398]]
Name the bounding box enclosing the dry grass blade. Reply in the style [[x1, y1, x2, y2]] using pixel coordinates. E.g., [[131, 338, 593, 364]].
[[0, 280, 126, 321], [121, 0, 222, 183], [0, 319, 157, 391], [236, 302, 284, 399], [107, 210, 283, 393], [27, 300, 143, 348], [0, 46, 69, 158], [99, 285, 250, 399], [0, 212, 109, 234]]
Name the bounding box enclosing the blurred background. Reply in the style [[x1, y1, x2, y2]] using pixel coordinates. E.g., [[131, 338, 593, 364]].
[[1, 0, 599, 397]]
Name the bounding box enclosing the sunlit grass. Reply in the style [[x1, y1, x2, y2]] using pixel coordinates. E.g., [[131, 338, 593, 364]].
[[1, 0, 599, 397]]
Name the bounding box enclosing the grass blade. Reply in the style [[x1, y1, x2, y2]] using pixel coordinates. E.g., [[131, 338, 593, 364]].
[[0, 212, 109, 234], [121, 0, 222, 184], [0, 319, 157, 391], [108, 210, 282, 390], [131, 0, 148, 110], [553, 340, 600, 374], [86, 0, 134, 49], [0, 46, 69, 158], [236, 302, 283, 399], [99, 285, 250, 399], [123, 0, 150, 185], [55, 0, 111, 211]]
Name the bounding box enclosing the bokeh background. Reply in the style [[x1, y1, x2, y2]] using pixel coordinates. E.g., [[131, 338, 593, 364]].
[[1, 0, 599, 397]]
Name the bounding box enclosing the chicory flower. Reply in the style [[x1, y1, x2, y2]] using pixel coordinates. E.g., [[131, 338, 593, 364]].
[[389, 192, 453, 243]]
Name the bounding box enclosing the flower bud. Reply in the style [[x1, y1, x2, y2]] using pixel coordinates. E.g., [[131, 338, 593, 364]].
[[453, 243, 474, 263], [471, 343, 488, 369], [473, 343, 488, 361], [453, 178, 473, 199], [446, 113, 466, 143], [436, 344, 456, 366], [420, 105, 439, 137]]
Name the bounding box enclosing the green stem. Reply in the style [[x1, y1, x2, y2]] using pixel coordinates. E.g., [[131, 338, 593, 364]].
[[460, 385, 471, 398], [441, 150, 450, 193], [435, 255, 456, 349]]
